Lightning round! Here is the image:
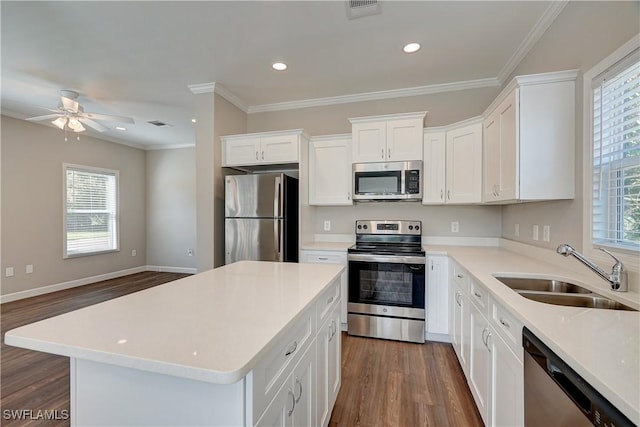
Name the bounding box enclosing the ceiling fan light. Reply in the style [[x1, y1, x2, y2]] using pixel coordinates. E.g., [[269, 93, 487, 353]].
[[52, 116, 67, 130], [68, 118, 85, 132]]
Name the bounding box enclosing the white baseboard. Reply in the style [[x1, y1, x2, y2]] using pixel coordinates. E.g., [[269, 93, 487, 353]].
[[1, 265, 195, 304]]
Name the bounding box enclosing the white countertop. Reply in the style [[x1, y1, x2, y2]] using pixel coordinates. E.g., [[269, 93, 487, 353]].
[[4, 261, 344, 385], [425, 245, 640, 425]]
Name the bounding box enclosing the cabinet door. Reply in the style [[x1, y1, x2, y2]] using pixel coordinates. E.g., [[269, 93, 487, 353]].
[[309, 137, 353, 205], [496, 91, 518, 201], [422, 131, 446, 204], [483, 111, 501, 202], [255, 378, 293, 427], [386, 117, 423, 161], [469, 304, 490, 425], [316, 308, 341, 427], [451, 283, 469, 375], [427, 256, 449, 334], [446, 122, 482, 203], [222, 136, 261, 166], [352, 121, 387, 163], [328, 307, 341, 410], [260, 134, 299, 164], [292, 344, 315, 427], [490, 331, 524, 427]]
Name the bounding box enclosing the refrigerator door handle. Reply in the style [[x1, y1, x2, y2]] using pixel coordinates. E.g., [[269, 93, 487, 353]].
[[274, 176, 283, 260]]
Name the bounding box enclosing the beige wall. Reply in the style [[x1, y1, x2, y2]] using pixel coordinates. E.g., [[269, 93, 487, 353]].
[[146, 148, 196, 270], [1, 116, 146, 296], [501, 1, 640, 251]]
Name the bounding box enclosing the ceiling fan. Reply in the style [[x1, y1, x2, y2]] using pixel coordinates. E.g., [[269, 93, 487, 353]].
[[26, 90, 134, 134]]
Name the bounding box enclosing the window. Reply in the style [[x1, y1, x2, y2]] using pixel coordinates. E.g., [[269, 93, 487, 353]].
[[588, 43, 639, 254], [64, 164, 119, 258]]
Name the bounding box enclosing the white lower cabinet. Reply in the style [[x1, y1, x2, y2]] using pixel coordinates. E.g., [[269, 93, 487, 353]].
[[449, 260, 524, 427], [317, 306, 341, 427], [427, 255, 449, 337], [300, 250, 348, 330], [256, 342, 315, 427]]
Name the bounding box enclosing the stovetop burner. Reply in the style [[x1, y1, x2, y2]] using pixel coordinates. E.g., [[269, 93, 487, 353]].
[[349, 220, 424, 257]]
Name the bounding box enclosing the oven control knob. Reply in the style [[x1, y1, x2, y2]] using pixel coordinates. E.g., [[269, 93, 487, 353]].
[[415, 225, 420, 231], [357, 224, 362, 230], [363, 224, 368, 230], [408, 225, 413, 230]]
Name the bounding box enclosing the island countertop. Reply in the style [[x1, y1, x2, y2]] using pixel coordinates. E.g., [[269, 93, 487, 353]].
[[4, 261, 345, 385]]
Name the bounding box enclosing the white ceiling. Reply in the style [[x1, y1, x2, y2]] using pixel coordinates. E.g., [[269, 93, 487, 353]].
[[1, 1, 565, 149]]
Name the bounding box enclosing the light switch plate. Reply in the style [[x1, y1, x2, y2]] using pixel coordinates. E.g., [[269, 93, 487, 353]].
[[451, 221, 459, 233], [26, 264, 34, 274], [532, 225, 539, 241], [543, 225, 551, 242], [323, 220, 331, 232], [5, 267, 14, 277]]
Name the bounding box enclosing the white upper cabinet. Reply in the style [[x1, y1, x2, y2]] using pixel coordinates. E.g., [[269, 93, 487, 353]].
[[308, 135, 353, 206], [350, 112, 426, 163], [482, 70, 577, 203], [422, 121, 483, 205], [222, 129, 306, 167]]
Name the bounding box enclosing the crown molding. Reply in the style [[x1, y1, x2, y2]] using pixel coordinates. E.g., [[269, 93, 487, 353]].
[[247, 77, 500, 114], [496, 0, 569, 83], [188, 82, 248, 113]]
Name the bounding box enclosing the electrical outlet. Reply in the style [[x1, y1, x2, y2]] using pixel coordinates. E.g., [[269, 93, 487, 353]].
[[26, 264, 34, 274], [543, 225, 551, 242], [532, 225, 539, 241], [515, 223, 520, 237], [324, 220, 331, 232], [187, 248, 194, 256], [5, 267, 14, 277], [131, 249, 137, 257], [451, 221, 459, 233]]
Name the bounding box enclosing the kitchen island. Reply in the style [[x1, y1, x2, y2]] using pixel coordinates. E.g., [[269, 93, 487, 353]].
[[4, 261, 344, 426]]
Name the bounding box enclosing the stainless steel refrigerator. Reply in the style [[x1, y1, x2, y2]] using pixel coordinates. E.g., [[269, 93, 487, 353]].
[[224, 173, 299, 264]]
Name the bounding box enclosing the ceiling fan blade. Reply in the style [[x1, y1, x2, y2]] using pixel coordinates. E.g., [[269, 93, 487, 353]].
[[83, 112, 134, 124], [60, 95, 80, 113], [79, 118, 108, 132], [26, 114, 61, 121]]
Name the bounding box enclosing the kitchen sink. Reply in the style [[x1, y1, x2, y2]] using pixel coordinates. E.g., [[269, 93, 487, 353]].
[[494, 276, 592, 293], [494, 275, 637, 311], [517, 291, 637, 311]]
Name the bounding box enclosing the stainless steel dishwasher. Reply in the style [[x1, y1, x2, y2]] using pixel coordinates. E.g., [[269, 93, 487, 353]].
[[523, 327, 634, 427]]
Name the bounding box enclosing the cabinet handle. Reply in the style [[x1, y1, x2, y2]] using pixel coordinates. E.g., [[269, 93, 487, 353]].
[[447, 190, 451, 200], [455, 291, 462, 306], [285, 341, 297, 357], [388, 148, 391, 158], [327, 295, 334, 305], [287, 389, 295, 417], [255, 151, 259, 160], [261, 151, 265, 160], [381, 148, 385, 159], [473, 291, 482, 299], [318, 257, 329, 261], [481, 327, 488, 345], [294, 378, 303, 403], [486, 332, 493, 352], [440, 189, 443, 200], [347, 191, 351, 200], [499, 317, 510, 329], [456, 274, 464, 279]]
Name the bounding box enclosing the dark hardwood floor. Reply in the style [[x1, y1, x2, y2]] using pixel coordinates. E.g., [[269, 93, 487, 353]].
[[1, 272, 482, 427]]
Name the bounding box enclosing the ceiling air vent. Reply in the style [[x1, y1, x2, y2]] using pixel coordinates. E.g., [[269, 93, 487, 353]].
[[147, 120, 173, 127], [346, 0, 380, 20]]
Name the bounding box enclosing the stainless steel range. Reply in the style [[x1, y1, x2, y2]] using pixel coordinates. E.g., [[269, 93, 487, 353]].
[[347, 220, 426, 343]]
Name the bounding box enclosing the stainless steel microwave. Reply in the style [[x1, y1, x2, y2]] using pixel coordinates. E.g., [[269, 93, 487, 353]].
[[352, 160, 422, 201]]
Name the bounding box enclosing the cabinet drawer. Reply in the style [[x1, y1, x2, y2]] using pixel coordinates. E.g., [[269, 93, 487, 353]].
[[490, 298, 524, 360], [300, 250, 347, 265], [249, 307, 315, 421], [468, 278, 489, 316], [316, 278, 341, 327], [451, 262, 469, 291]]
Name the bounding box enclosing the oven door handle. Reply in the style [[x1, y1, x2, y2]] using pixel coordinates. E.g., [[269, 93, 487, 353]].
[[347, 254, 426, 264]]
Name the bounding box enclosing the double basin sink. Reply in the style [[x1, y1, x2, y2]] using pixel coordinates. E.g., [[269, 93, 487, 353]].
[[494, 276, 637, 311]]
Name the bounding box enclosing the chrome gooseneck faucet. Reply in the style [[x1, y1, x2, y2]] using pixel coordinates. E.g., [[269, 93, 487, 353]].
[[556, 244, 628, 292]]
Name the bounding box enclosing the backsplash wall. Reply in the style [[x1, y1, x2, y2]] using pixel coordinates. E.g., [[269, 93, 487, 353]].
[[314, 204, 501, 237]]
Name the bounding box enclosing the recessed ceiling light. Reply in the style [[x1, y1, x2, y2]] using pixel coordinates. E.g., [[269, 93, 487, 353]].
[[403, 42, 421, 54], [116, 126, 126, 131], [272, 62, 288, 71], [191, 118, 197, 123]]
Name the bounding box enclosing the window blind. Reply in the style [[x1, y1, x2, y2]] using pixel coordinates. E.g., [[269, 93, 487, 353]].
[[64, 165, 119, 257], [592, 48, 640, 251]]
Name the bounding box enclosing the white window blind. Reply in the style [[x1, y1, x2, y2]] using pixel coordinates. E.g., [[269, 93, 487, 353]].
[[591, 48, 640, 252], [64, 165, 119, 257]]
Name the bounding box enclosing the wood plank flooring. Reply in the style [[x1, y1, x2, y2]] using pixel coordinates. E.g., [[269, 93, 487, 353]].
[[1, 272, 482, 427], [329, 333, 483, 427]]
